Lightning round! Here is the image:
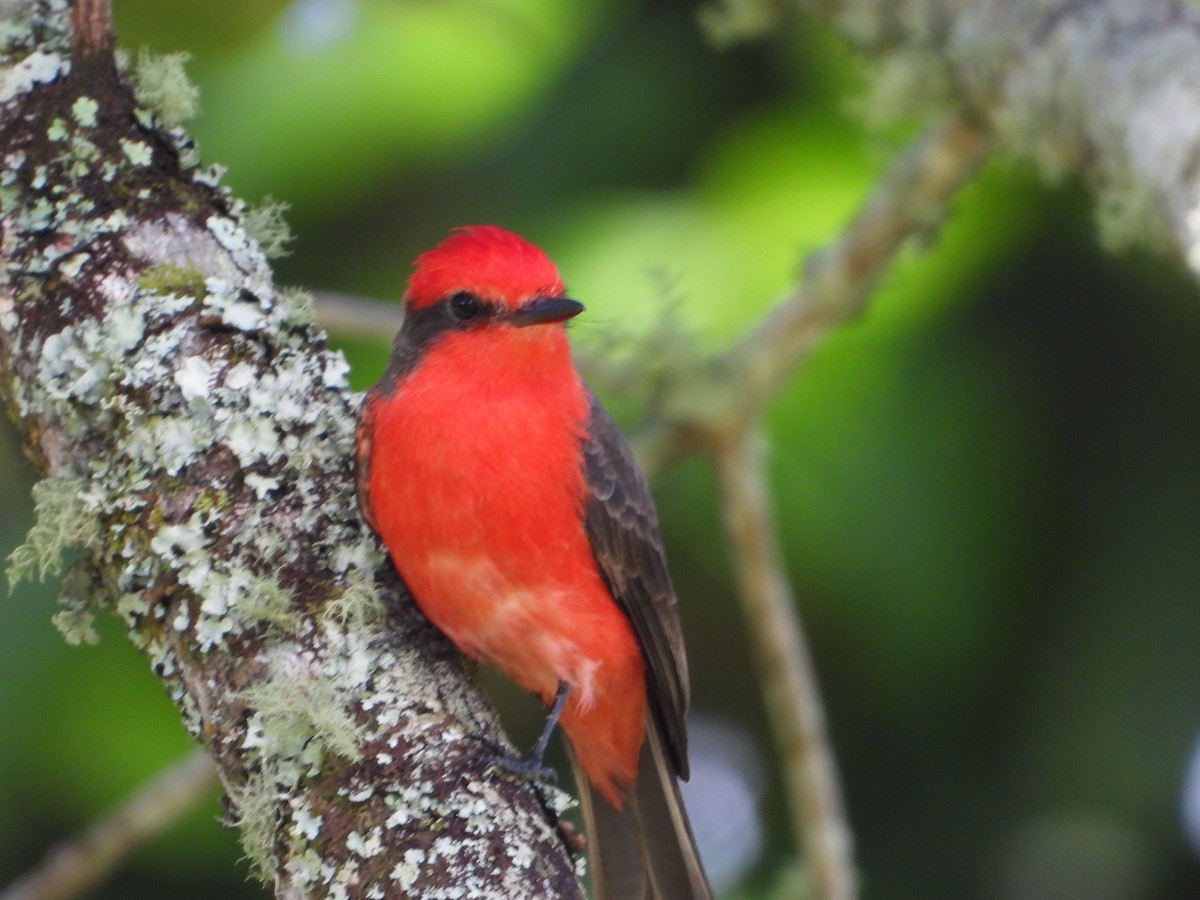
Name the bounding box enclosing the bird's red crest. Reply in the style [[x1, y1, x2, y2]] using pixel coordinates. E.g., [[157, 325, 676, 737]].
[[405, 225, 566, 312]]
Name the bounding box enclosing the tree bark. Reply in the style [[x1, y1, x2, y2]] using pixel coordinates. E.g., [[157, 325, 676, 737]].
[[0, 2, 582, 897]]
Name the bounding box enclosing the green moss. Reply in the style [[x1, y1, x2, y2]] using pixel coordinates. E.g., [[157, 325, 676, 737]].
[[192, 486, 230, 518], [138, 262, 207, 299]]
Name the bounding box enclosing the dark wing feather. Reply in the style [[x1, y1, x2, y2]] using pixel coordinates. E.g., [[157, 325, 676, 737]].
[[581, 391, 690, 778]]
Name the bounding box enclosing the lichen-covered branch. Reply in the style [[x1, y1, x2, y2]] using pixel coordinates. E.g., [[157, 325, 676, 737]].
[[727, 117, 989, 419], [0, 2, 581, 897], [1, 749, 219, 900], [628, 116, 989, 475], [709, 0, 1200, 270]]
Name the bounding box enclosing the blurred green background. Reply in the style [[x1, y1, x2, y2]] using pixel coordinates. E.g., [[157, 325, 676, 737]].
[[4, 0, 1200, 897]]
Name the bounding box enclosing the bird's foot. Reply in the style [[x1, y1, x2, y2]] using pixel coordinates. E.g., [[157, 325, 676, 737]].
[[461, 736, 560, 785], [464, 682, 573, 787], [485, 750, 560, 786]]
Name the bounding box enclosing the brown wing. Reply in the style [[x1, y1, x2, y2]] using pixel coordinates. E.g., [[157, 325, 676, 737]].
[[581, 391, 691, 779]]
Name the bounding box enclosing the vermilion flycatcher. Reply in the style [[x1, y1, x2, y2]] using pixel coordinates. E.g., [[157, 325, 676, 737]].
[[356, 226, 712, 899]]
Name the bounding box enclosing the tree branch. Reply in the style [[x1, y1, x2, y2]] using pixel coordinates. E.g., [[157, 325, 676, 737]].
[[712, 430, 855, 899], [312, 291, 402, 341], [68, 0, 112, 62], [787, 0, 1200, 269], [628, 116, 990, 475], [1, 750, 219, 900], [0, 5, 580, 898]]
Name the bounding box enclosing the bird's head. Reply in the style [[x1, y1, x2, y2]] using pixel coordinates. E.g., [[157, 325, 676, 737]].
[[403, 225, 584, 330]]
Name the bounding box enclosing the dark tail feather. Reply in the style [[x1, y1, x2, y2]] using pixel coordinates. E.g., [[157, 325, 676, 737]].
[[570, 716, 713, 900]]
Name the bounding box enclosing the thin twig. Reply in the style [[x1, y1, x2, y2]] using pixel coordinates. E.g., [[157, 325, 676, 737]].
[[69, 0, 114, 61], [631, 116, 991, 475], [712, 429, 854, 899], [1, 749, 219, 900], [731, 117, 990, 412], [313, 290, 402, 339]]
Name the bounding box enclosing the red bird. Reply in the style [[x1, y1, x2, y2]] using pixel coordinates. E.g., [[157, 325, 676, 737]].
[[356, 226, 711, 899]]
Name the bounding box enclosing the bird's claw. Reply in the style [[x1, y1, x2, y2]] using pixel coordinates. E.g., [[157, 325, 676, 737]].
[[485, 751, 559, 785]]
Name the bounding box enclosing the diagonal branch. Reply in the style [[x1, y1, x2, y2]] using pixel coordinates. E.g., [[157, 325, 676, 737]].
[[629, 116, 990, 474], [1, 750, 219, 900], [728, 117, 989, 416], [69, 0, 113, 62]]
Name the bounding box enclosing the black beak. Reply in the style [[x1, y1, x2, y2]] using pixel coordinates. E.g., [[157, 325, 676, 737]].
[[510, 296, 585, 328]]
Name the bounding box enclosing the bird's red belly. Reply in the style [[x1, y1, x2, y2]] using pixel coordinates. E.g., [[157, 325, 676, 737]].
[[365, 368, 648, 803]]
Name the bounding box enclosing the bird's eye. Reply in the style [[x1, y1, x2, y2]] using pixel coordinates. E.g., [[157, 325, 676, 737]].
[[448, 292, 481, 322]]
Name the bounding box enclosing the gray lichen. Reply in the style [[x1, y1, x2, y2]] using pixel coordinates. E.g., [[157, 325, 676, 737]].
[[243, 194, 294, 259], [131, 47, 198, 128], [5, 473, 99, 588]]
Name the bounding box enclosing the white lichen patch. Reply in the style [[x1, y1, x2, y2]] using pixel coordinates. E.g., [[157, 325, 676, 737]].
[[70, 95, 98, 127], [291, 804, 323, 840], [389, 849, 426, 890], [119, 138, 152, 167], [284, 847, 328, 890], [0, 49, 66, 103], [507, 841, 535, 870], [174, 355, 214, 402], [346, 828, 384, 858], [224, 415, 280, 465], [0, 290, 15, 332], [222, 360, 256, 391], [40, 323, 113, 405], [57, 251, 89, 279], [323, 352, 351, 390], [243, 473, 280, 498], [207, 214, 272, 282], [124, 414, 207, 476], [150, 520, 205, 561]]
